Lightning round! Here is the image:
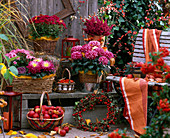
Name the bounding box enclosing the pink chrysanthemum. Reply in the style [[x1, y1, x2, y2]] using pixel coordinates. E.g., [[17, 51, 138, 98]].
[[34, 58, 43, 62], [71, 52, 82, 60], [81, 44, 92, 53], [27, 61, 41, 74], [71, 46, 82, 53], [85, 50, 98, 60], [41, 61, 54, 71], [5, 52, 17, 58], [104, 50, 114, 59], [88, 41, 101, 48], [94, 47, 105, 56], [26, 55, 35, 60], [99, 56, 109, 65]]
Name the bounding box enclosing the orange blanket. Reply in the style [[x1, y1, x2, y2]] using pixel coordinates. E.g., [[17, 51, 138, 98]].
[[119, 77, 148, 135], [142, 29, 162, 63]]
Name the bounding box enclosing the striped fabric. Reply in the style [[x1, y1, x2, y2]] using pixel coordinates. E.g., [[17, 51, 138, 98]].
[[120, 77, 148, 135], [142, 29, 162, 63]]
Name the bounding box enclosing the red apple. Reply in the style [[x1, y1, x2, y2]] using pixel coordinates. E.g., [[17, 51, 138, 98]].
[[53, 126, 59, 133], [35, 108, 40, 114], [59, 129, 66, 137], [33, 113, 39, 118], [52, 114, 58, 118], [55, 106, 62, 110], [46, 106, 50, 111], [127, 74, 133, 78], [44, 110, 48, 115], [34, 105, 40, 110], [48, 109, 54, 115], [28, 110, 35, 118], [57, 109, 64, 117], [49, 106, 55, 110], [43, 113, 51, 119], [63, 126, 69, 133], [42, 105, 47, 110]]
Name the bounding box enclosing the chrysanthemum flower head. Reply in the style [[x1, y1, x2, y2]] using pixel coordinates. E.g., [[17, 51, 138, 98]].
[[71, 45, 82, 53], [71, 52, 82, 60], [85, 50, 98, 60], [41, 61, 54, 72], [27, 61, 41, 74], [99, 56, 109, 65], [82, 44, 92, 53], [104, 50, 114, 59]]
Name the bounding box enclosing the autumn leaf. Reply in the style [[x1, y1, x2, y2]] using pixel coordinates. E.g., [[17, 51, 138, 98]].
[[6, 130, 17, 135], [85, 119, 91, 125]]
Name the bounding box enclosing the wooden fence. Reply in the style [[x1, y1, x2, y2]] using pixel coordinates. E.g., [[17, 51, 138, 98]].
[[18, 0, 99, 57]]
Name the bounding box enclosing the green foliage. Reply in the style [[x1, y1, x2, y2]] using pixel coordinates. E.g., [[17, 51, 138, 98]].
[[98, 0, 169, 73]]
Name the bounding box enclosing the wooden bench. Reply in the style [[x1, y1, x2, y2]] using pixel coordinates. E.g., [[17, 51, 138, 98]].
[[107, 29, 170, 87]]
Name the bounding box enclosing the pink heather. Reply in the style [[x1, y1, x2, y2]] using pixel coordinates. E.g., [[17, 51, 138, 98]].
[[71, 45, 82, 53], [6, 52, 17, 58], [71, 51, 82, 60], [85, 50, 98, 60], [104, 50, 114, 59], [81, 44, 92, 52], [88, 41, 101, 48], [99, 56, 109, 65]]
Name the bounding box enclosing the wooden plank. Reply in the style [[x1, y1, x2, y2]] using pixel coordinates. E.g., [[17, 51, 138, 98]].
[[132, 57, 145, 63], [133, 53, 145, 57], [134, 49, 144, 53], [137, 33, 170, 39], [48, 0, 54, 15], [136, 37, 170, 43], [41, 0, 47, 15], [88, 0, 98, 15], [138, 29, 170, 36]]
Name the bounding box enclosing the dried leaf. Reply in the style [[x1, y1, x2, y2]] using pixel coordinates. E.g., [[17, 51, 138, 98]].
[[93, 90, 98, 94], [19, 130, 26, 135], [38, 135, 46, 138], [95, 137, 100, 138], [6, 130, 18, 135], [96, 118, 99, 124], [85, 119, 91, 125], [90, 134, 97, 137], [49, 131, 56, 136], [24, 133, 38, 138], [99, 132, 103, 136], [75, 136, 80, 138], [43, 132, 49, 135], [0, 128, 2, 134]]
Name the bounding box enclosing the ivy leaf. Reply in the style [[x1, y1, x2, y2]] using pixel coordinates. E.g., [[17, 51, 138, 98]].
[[0, 34, 8, 41], [9, 66, 18, 76]]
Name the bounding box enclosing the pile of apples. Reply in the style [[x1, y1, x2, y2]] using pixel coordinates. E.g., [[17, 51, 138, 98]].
[[27, 105, 64, 119], [53, 126, 69, 137]]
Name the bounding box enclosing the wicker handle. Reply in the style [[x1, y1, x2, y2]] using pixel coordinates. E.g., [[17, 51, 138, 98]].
[[62, 68, 71, 83], [39, 91, 52, 120]]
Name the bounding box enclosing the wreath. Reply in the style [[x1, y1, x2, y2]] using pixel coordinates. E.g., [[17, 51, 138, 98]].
[[72, 93, 119, 132]]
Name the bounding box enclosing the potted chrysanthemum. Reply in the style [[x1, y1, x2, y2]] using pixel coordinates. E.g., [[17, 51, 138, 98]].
[[28, 14, 67, 55], [5, 49, 56, 93], [71, 41, 114, 83]]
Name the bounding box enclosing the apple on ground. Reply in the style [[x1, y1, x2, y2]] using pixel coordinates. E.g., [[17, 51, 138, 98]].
[[63, 126, 69, 133], [59, 129, 66, 136], [53, 126, 60, 133]]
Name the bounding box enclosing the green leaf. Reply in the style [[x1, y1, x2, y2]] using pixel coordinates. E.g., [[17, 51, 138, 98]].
[[8, 73, 13, 84], [9, 56, 19, 62], [0, 65, 3, 70], [0, 54, 2, 63], [0, 34, 8, 41], [9, 66, 18, 76], [88, 65, 93, 69], [4, 69, 10, 80], [118, 17, 125, 23]]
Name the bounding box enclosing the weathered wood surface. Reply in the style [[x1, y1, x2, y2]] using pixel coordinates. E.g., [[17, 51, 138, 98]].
[[132, 29, 170, 66], [18, 0, 98, 57]]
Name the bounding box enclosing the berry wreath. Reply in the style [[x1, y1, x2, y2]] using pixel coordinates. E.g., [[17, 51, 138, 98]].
[[72, 93, 119, 132]]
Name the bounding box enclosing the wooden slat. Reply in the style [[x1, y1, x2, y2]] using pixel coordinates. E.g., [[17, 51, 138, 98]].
[[132, 57, 145, 63], [133, 53, 145, 57], [134, 49, 144, 53], [136, 37, 170, 44], [139, 29, 170, 36]]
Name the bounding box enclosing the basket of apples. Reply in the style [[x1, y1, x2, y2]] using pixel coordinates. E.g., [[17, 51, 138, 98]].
[[55, 68, 75, 93], [26, 91, 65, 131]]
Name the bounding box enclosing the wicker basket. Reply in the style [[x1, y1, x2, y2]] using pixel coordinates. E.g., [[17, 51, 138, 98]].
[[79, 71, 102, 83], [12, 74, 55, 94], [33, 38, 59, 55], [55, 68, 75, 93], [27, 92, 64, 131]]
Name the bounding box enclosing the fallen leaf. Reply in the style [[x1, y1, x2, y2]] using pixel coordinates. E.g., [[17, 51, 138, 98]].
[[90, 134, 97, 137], [38, 135, 46, 138], [43, 132, 49, 135], [19, 130, 26, 135], [95, 137, 100, 138], [85, 119, 91, 125], [24, 133, 38, 138], [6, 130, 18, 135], [0, 128, 2, 134], [49, 131, 56, 136], [99, 132, 103, 136], [75, 136, 80, 138]]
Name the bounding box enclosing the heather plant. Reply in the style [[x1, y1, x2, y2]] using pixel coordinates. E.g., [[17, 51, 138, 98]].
[[71, 41, 114, 77], [98, 0, 169, 74], [82, 16, 113, 36]]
